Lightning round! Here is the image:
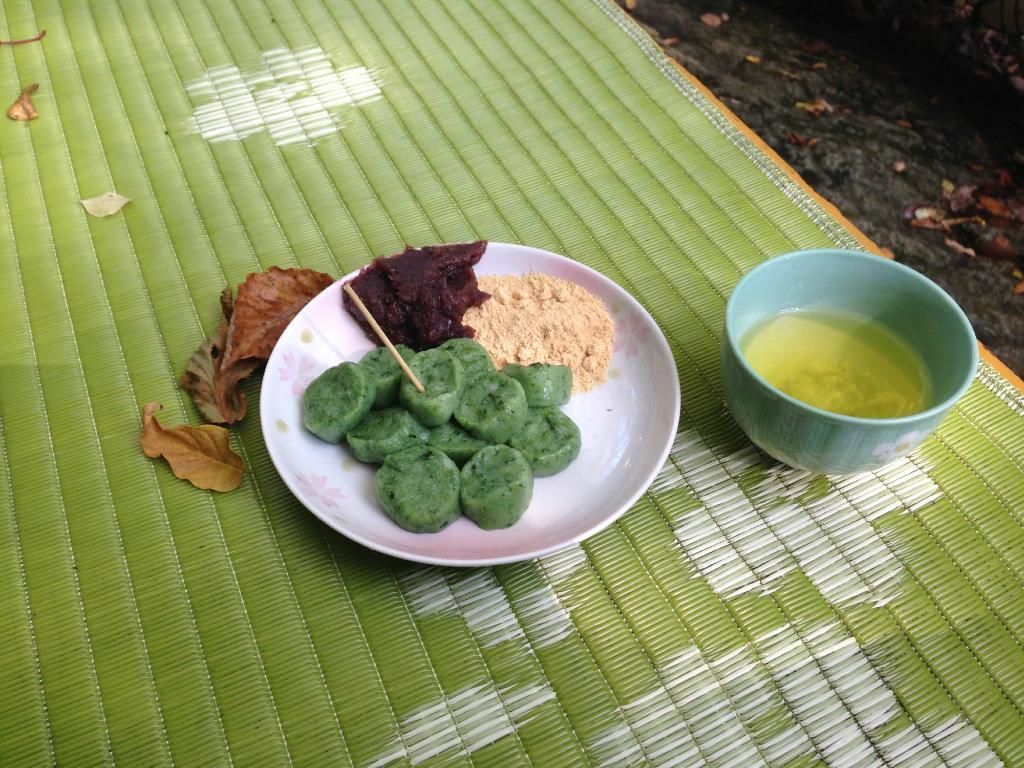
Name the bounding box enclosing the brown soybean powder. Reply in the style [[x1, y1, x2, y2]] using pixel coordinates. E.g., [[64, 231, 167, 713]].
[[464, 274, 615, 392]]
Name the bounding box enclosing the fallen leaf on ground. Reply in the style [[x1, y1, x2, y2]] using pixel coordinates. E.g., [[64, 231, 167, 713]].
[[81, 192, 131, 217], [787, 131, 818, 147], [895, 119, 913, 129], [1013, 269, 1024, 280], [181, 267, 334, 424], [1014, 280, 1024, 295], [795, 98, 834, 117], [744, 54, 761, 64], [180, 288, 236, 423], [7, 84, 38, 121], [700, 12, 722, 28], [140, 402, 243, 491], [801, 39, 830, 54], [779, 69, 802, 81], [1, 29, 46, 46], [905, 204, 947, 229], [977, 233, 1017, 260], [948, 184, 978, 213], [978, 195, 1013, 219], [944, 238, 976, 258], [812, 62, 829, 71], [893, 161, 907, 174], [942, 179, 956, 195]]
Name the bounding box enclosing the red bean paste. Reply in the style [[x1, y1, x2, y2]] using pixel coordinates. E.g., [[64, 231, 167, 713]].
[[343, 241, 490, 350]]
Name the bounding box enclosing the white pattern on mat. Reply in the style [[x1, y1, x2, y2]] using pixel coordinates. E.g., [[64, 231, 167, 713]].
[[660, 430, 941, 607], [185, 47, 381, 146]]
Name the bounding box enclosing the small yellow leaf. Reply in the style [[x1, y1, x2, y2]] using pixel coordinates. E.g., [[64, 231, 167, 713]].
[[81, 191, 131, 217], [141, 402, 243, 491], [744, 54, 762, 64], [942, 179, 955, 195], [7, 83, 38, 121]]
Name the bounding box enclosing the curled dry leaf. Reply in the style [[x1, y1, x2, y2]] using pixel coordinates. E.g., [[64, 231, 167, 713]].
[[944, 238, 976, 258], [81, 192, 131, 217], [7, 83, 39, 121], [140, 403, 243, 492], [700, 12, 723, 28], [181, 267, 334, 424], [795, 98, 833, 117]]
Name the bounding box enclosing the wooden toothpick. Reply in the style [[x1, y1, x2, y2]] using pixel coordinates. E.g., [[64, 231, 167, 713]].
[[344, 283, 425, 393]]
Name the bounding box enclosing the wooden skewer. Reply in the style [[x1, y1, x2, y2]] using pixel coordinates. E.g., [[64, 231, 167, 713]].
[[343, 283, 425, 393]]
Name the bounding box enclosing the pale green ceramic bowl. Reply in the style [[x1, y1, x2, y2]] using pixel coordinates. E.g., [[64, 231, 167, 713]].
[[722, 249, 978, 474]]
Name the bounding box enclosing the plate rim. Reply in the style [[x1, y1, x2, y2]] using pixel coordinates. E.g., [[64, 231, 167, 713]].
[[260, 242, 681, 567]]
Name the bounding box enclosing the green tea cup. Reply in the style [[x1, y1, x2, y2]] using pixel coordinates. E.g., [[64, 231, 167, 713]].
[[722, 249, 978, 474]]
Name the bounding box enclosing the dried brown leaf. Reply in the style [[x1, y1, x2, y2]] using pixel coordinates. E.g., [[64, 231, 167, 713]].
[[801, 39, 830, 55], [977, 234, 1017, 260], [795, 98, 833, 117], [700, 12, 722, 28], [182, 267, 334, 424], [140, 403, 243, 491], [895, 119, 913, 129], [944, 238, 976, 258], [7, 83, 38, 121], [812, 62, 829, 71], [892, 161, 907, 174], [787, 131, 817, 147], [978, 195, 1013, 219], [1014, 280, 1024, 296], [180, 288, 234, 423]]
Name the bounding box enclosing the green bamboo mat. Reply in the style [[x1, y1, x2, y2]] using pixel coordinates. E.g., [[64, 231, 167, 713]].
[[2, 0, 1023, 765]]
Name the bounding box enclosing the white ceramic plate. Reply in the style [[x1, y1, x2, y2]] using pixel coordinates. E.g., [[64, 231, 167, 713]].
[[260, 242, 680, 566]]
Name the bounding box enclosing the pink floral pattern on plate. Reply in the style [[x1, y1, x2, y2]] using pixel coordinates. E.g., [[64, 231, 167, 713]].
[[295, 473, 345, 509], [614, 310, 652, 358], [280, 351, 317, 396]]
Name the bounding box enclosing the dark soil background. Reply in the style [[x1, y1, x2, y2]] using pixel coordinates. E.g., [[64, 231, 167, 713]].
[[623, 0, 1024, 375]]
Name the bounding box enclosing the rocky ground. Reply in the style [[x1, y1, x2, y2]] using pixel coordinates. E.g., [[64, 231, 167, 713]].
[[625, 0, 1024, 375]]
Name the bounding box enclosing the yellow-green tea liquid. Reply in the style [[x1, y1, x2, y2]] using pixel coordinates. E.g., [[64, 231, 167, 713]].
[[741, 308, 931, 419]]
